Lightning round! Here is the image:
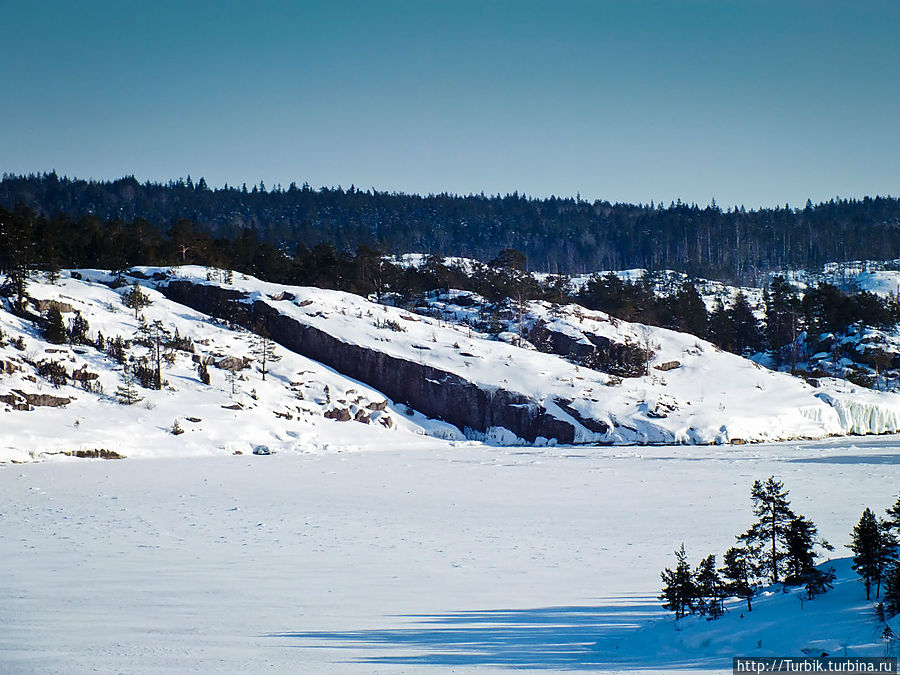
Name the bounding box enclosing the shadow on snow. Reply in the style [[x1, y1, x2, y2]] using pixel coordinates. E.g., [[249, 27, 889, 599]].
[[266, 597, 724, 670], [789, 453, 900, 465]]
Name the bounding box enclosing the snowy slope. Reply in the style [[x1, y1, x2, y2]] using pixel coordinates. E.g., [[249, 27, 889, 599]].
[[612, 558, 898, 667], [156, 266, 900, 446], [0, 270, 461, 462], [7, 266, 900, 463]]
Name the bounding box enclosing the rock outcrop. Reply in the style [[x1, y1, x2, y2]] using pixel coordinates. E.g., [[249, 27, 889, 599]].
[[162, 280, 577, 443]]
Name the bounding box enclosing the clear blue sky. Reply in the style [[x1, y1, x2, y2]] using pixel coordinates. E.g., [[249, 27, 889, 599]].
[[2, 0, 898, 208]]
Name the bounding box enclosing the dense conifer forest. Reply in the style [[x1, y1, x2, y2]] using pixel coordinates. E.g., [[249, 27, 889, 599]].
[[3, 172, 900, 281]]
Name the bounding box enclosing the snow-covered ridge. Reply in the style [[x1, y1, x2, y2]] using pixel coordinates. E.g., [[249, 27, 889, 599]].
[[5, 266, 900, 462], [156, 267, 900, 445], [0, 270, 462, 463]]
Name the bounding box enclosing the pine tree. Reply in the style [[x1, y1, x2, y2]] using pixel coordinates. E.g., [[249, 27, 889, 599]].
[[43, 305, 67, 344], [115, 367, 142, 405], [721, 545, 757, 612], [884, 564, 900, 618], [739, 476, 796, 584], [659, 543, 695, 619], [731, 291, 763, 354], [850, 508, 886, 599], [122, 280, 152, 319], [135, 319, 171, 390], [67, 311, 90, 345], [886, 495, 900, 534], [251, 327, 281, 381], [784, 514, 832, 586]]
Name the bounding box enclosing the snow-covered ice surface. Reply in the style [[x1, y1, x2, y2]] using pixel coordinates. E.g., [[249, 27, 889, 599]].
[[1, 435, 898, 674]]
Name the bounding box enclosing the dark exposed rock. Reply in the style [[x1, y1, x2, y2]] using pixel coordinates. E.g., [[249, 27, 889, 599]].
[[61, 448, 124, 459], [268, 291, 295, 302], [553, 398, 609, 434], [655, 360, 681, 371], [33, 299, 74, 314], [0, 393, 30, 410], [162, 280, 578, 444], [366, 400, 387, 411], [71, 367, 99, 382], [214, 356, 251, 371], [354, 409, 371, 424], [526, 319, 651, 378], [3, 390, 71, 408], [22, 392, 71, 407], [324, 407, 351, 421]]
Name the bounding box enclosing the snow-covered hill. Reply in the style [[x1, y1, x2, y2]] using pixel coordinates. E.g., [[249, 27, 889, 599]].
[[0, 270, 460, 463], [158, 266, 900, 445], [7, 266, 900, 462]]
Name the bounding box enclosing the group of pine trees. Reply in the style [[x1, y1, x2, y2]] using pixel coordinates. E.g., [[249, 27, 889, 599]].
[[661, 478, 900, 624], [661, 477, 834, 619], [848, 497, 900, 616], [579, 272, 900, 364]]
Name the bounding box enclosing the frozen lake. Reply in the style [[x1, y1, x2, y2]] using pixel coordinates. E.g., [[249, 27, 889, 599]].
[[2, 436, 899, 673]]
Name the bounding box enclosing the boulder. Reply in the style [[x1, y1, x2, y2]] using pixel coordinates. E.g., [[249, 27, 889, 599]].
[[654, 360, 681, 372], [33, 299, 74, 314], [214, 356, 251, 371]]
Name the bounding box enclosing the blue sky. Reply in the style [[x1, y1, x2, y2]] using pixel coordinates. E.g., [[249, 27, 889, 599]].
[[2, 0, 898, 208]]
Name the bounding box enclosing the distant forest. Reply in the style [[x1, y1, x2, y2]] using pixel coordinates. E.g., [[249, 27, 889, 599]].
[[3, 172, 900, 281]]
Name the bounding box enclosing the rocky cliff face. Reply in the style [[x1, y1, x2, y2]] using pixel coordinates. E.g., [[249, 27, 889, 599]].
[[525, 319, 651, 378], [162, 280, 577, 443]]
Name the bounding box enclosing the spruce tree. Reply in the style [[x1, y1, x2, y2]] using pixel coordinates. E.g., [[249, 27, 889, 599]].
[[659, 543, 695, 619], [672, 281, 708, 338], [739, 476, 796, 584], [731, 291, 763, 354], [708, 298, 734, 351], [67, 311, 90, 345]]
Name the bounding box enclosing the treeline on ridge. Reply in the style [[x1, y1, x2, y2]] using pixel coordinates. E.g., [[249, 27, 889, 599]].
[[4, 202, 900, 386], [4, 172, 900, 281]]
